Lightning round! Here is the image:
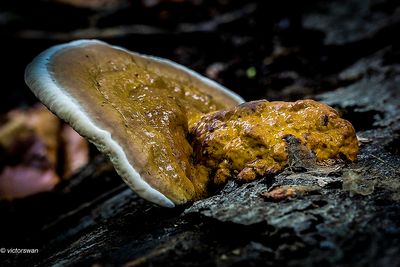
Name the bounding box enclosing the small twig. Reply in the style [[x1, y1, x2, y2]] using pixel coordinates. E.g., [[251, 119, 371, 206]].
[[15, 3, 257, 40], [370, 154, 400, 174]]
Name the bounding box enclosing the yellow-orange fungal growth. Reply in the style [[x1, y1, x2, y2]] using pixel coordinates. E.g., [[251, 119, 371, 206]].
[[191, 99, 359, 184]]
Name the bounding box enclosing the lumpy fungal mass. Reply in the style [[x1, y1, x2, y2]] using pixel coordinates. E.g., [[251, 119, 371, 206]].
[[190, 100, 359, 185]]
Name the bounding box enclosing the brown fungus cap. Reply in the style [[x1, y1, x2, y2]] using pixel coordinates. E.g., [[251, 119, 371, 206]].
[[25, 39, 244, 207]]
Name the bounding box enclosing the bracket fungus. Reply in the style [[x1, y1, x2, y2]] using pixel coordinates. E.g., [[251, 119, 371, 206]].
[[25, 39, 244, 207], [25, 40, 358, 208]]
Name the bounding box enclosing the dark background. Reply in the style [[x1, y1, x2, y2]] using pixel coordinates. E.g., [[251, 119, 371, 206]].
[[3, 0, 398, 111]]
